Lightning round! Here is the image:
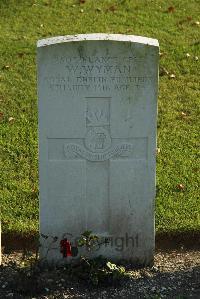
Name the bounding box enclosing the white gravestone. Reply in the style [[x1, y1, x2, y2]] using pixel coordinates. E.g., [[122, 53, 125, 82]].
[[37, 34, 159, 265]]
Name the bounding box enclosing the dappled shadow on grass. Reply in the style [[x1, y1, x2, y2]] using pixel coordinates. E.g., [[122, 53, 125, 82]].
[[2, 232, 38, 252], [2, 230, 200, 253], [156, 231, 200, 251]]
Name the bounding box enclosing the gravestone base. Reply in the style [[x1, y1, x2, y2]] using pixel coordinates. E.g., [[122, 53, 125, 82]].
[[40, 230, 154, 266]]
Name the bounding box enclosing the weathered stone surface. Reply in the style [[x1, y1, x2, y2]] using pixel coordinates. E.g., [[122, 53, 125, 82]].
[[37, 34, 159, 264]]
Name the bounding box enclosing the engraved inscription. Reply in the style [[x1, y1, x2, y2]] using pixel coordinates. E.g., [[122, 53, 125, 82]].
[[44, 54, 154, 93], [86, 98, 110, 127], [48, 137, 147, 161], [61, 96, 141, 161], [85, 98, 111, 153], [45, 75, 153, 93], [47, 96, 148, 161], [85, 128, 111, 153], [65, 64, 131, 75], [53, 55, 135, 64], [64, 143, 134, 162]]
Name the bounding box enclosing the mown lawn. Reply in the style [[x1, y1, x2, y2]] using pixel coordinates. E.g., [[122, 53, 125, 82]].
[[0, 0, 199, 236]]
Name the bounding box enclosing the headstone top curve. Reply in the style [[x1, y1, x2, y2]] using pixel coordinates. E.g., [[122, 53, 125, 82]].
[[37, 33, 159, 48]]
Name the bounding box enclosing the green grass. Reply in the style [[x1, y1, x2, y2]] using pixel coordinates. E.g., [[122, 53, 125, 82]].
[[0, 0, 199, 235]]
